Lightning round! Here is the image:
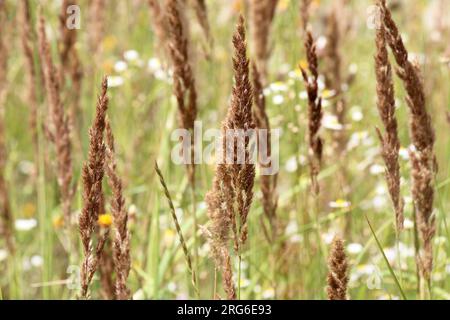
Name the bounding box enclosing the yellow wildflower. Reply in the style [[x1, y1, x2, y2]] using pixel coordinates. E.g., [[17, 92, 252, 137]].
[[98, 213, 113, 228], [298, 59, 308, 71], [132, 260, 141, 269], [232, 0, 243, 13], [23, 203, 36, 218], [52, 215, 64, 229], [279, 0, 290, 11], [293, 67, 303, 78], [102, 35, 117, 52], [163, 229, 176, 245], [102, 60, 114, 74], [321, 89, 336, 99]]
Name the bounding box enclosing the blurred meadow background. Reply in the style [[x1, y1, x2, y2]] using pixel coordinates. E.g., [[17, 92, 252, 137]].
[[0, 0, 449, 300]]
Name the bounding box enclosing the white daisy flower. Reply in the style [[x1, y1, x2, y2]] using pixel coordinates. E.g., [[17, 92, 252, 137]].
[[350, 106, 363, 121], [372, 195, 387, 210], [30, 255, 43, 267], [285, 220, 298, 235], [167, 282, 177, 293], [15, 218, 37, 231], [239, 278, 251, 288], [298, 90, 308, 100], [399, 147, 409, 160], [329, 199, 351, 209], [403, 218, 414, 229], [445, 264, 450, 275], [349, 63, 358, 74], [347, 243, 363, 255], [262, 288, 275, 299], [322, 231, 336, 245], [316, 36, 327, 51], [114, 60, 128, 72], [322, 114, 343, 130], [272, 94, 284, 105], [124, 50, 139, 62], [284, 156, 298, 172], [370, 164, 385, 175], [269, 81, 288, 92], [133, 289, 145, 300], [108, 76, 124, 87], [0, 249, 7, 262], [147, 57, 162, 72]]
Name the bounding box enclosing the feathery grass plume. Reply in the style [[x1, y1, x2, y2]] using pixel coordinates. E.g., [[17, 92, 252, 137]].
[[166, 0, 197, 188], [250, 0, 279, 82], [229, 16, 256, 247], [88, 0, 106, 55], [300, 1, 323, 194], [380, 0, 436, 283], [78, 77, 109, 299], [19, 0, 39, 156], [155, 161, 199, 298], [0, 0, 14, 255], [59, 0, 83, 137], [148, 0, 169, 56], [327, 236, 349, 300], [205, 15, 255, 300], [37, 13, 75, 224], [251, 62, 278, 241], [324, 10, 347, 154], [190, 0, 212, 47], [105, 119, 131, 300], [374, 19, 404, 232]]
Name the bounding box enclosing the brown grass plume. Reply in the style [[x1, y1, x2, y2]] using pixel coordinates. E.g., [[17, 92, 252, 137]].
[[37, 12, 75, 224], [324, 10, 347, 154], [148, 0, 169, 56], [250, 0, 279, 82], [300, 1, 323, 194], [166, 0, 198, 188], [78, 77, 109, 299], [205, 15, 255, 300], [59, 0, 83, 136], [380, 0, 436, 283], [374, 17, 404, 232], [327, 236, 349, 300], [88, 0, 106, 55]]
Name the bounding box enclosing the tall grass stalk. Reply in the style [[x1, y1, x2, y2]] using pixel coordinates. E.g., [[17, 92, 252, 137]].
[[155, 161, 199, 298], [365, 214, 407, 300]]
